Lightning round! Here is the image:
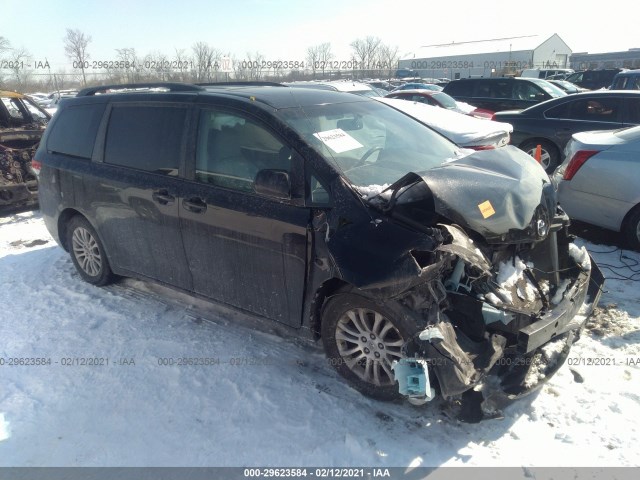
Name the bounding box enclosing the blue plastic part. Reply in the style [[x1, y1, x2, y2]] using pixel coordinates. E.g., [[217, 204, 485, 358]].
[[481, 302, 515, 325], [393, 358, 427, 396]]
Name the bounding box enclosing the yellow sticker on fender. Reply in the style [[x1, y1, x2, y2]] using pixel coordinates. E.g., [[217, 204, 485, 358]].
[[478, 200, 496, 219]]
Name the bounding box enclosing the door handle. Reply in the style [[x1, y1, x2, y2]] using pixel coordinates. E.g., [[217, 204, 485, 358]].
[[183, 197, 207, 214], [152, 190, 175, 205]]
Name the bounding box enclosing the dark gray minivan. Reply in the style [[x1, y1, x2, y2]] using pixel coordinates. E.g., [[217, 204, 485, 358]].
[[32, 82, 603, 420]]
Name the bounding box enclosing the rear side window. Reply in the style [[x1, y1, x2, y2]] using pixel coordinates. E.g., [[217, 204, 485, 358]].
[[545, 98, 622, 122], [104, 105, 186, 175], [444, 81, 471, 96], [47, 104, 105, 159]]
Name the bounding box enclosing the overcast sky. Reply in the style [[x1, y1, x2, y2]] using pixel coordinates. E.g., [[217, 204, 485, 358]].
[[2, 0, 640, 71]]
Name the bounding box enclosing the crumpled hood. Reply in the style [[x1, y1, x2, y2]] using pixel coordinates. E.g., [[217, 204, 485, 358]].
[[391, 146, 553, 240]]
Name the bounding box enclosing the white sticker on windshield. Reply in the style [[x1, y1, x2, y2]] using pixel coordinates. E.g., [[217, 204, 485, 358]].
[[313, 129, 363, 154]]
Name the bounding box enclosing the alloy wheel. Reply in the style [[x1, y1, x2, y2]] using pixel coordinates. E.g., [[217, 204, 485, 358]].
[[335, 308, 404, 386], [71, 227, 102, 277]]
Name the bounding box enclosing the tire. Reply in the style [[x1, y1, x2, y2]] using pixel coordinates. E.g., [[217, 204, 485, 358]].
[[321, 292, 419, 401], [66, 216, 114, 286], [520, 140, 560, 173], [623, 206, 640, 251]]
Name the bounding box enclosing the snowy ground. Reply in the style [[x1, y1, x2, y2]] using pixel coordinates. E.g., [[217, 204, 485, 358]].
[[1, 210, 639, 467]]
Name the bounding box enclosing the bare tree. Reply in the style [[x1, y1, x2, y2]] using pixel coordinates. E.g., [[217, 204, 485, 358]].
[[0, 36, 11, 87], [318, 43, 333, 79], [8, 47, 32, 91], [0, 36, 9, 53], [115, 48, 140, 83], [377, 43, 399, 78], [142, 51, 170, 82], [350, 36, 382, 76], [236, 51, 264, 81], [173, 48, 191, 82], [192, 42, 221, 82], [64, 29, 91, 86], [306, 44, 320, 78]]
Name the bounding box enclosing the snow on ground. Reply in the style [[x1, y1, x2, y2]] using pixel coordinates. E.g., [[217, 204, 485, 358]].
[[0, 211, 639, 467]]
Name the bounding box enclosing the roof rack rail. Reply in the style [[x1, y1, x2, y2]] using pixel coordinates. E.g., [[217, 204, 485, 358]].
[[77, 82, 204, 96], [196, 81, 285, 87]]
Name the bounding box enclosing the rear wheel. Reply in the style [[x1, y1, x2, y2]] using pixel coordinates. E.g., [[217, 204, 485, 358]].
[[521, 140, 560, 173], [66, 216, 114, 286], [321, 293, 418, 400], [623, 206, 640, 251]]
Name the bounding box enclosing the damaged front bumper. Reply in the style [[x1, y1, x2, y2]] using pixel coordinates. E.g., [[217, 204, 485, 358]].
[[393, 224, 605, 421]]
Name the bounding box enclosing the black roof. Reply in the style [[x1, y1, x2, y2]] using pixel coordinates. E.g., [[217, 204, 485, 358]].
[[75, 82, 369, 110]]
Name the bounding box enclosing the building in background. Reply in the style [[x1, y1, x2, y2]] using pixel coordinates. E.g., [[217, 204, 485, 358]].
[[570, 49, 640, 70], [399, 34, 571, 80]]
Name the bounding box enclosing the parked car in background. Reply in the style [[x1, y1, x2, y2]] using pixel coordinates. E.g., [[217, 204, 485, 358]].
[[547, 80, 588, 94], [34, 82, 603, 420], [610, 69, 640, 90], [391, 82, 443, 92], [285, 80, 381, 97], [521, 68, 574, 80], [554, 126, 640, 250], [0, 90, 51, 209], [366, 80, 394, 91], [443, 77, 566, 112], [493, 91, 640, 172], [378, 97, 512, 150], [40, 90, 79, 108], [384, 89, 494, 119], [564, 69, 626, 90]]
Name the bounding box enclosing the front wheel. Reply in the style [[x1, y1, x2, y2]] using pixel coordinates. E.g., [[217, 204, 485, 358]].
[[520, 140, 560, 173], [321, 293, 418, 400], [66, 216, 114, 286]]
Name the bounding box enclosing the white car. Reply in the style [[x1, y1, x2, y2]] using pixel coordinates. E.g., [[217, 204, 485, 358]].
[[377, 97, 513, 150], [285, 80, 380, 98]]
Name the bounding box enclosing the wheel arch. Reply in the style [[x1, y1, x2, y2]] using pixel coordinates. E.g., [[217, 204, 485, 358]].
[[57, 208, 85, 251], [57, 209, 113, 267], [309, 278, 352, 339]]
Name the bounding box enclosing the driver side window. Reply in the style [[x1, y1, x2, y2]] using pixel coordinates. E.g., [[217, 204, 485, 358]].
[[195, 109, 291, 193]]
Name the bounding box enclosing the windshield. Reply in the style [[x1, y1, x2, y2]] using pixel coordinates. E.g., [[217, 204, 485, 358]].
[[529, 78, 567, 97], [277, 100, 464, 190], [431, 92, 458, 109]]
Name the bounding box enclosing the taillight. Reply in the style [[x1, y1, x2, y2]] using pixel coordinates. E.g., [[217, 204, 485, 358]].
[[30, 159, 42, 177], [563, 150, 599, 180]]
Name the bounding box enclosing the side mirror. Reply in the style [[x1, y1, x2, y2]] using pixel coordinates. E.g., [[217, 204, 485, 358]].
[[254, 169, 290, 199]]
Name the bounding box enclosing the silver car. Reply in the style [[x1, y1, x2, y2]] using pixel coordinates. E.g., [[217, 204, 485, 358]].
[[554, 126, 640, 249]]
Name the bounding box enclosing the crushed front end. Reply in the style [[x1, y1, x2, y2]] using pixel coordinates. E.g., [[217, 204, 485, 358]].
[[367, 149, 605, 420]]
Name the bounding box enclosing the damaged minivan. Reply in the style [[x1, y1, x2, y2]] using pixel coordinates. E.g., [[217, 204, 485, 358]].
[[1, 90, 51, 209], [35, 83, 604, 420]]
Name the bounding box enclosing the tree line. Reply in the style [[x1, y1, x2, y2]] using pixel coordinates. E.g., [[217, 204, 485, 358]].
[[0, 30, 400, 92]]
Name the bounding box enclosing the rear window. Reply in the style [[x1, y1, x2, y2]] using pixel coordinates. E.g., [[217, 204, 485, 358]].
[[443, 81, 472, 96], [528, 79, 567, 97], [47, 103, 105, 159], [104, 105, 187, 175], [475, 80, 512, 99]]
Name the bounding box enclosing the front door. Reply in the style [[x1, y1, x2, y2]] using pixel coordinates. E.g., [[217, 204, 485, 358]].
[[179, 107, 310, 327]]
